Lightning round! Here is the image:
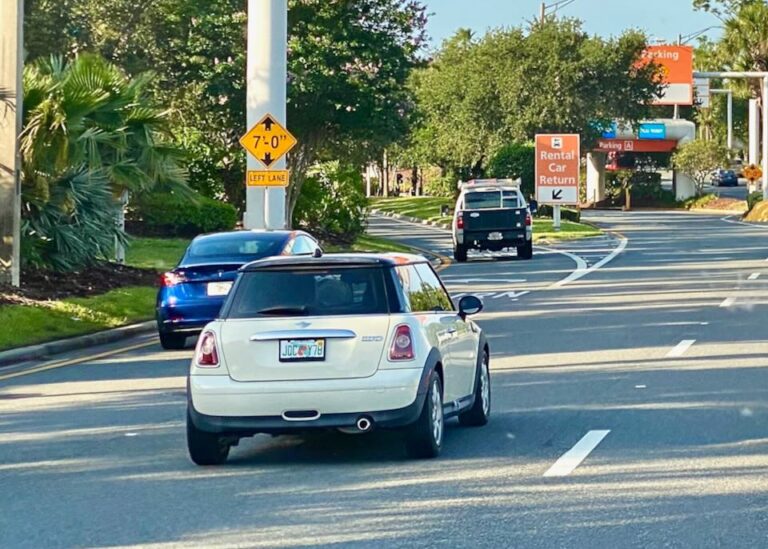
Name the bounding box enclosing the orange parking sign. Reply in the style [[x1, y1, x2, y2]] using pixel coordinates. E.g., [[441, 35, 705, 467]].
[[638, 45, 694, 106], [535, 134, 580, 205]]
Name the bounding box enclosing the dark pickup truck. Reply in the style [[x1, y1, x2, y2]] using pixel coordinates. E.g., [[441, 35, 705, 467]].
[[451, 180, 533, 262]]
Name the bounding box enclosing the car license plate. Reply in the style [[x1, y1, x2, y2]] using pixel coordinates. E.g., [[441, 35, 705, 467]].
[[206, 281, 232, 296], [488, 232, 503, 241], [279, 339, 326, 362]]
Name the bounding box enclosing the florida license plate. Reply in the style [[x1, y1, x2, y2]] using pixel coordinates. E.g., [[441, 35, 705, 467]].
[[206, 281, 233, 296], [279, 339, 326, 362], [488, 232, 503, 241]]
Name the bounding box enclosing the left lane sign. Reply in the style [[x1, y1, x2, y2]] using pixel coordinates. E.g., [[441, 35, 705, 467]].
[[240, 113, 297, 168]]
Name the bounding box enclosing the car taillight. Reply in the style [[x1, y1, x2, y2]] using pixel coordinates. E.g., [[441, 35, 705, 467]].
[[389, 325, 415, 361], [525, 212, 532, 226], [196, 332, 219, 367], [159, 272, 185, 287], [456, 212, 464, 229]]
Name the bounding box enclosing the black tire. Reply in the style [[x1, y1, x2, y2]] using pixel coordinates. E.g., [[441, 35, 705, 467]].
[[454, 244, 468, 263], [459, 349, 491, 427], [517, 240, 533, 260], [159, 331, 187, 350], [187, 410, 231, 466], [405, 371, 444, 459]]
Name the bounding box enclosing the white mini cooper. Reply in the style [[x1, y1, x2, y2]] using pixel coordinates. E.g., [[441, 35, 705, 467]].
[[186, 253, 490, 465]]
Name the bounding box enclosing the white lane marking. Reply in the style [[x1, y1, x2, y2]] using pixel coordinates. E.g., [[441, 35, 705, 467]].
[[443, 277, 527, 284], [545, 233, 629, 289], [749, 273, 760, 280], [721, 215, 768, 229], [369, 214, 626, 294], [493, 291, 530, 299], [720, 297, 736, 308], [635, 385, 647, 389], [666, 339, 696, 358], [543, 430, 611, 477]]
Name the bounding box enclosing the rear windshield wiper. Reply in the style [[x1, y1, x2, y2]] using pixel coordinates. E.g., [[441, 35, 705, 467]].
[[254, 306, 309, 316]]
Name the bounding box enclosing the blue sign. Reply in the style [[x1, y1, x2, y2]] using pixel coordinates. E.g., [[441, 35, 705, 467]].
[[601, 122, 617, 139], [638, 123, 666, 140]]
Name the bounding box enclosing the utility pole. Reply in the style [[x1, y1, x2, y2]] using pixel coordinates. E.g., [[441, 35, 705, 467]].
[[540, 2, 546, 24], [244, 0, 288, 230], [0, 0, 23, 287]]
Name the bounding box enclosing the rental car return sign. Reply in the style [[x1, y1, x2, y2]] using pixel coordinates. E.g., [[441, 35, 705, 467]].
[[535, 134, 580, 205]]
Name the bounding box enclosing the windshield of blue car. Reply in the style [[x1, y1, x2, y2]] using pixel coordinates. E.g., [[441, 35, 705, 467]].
[[181, 235, 285, 266]]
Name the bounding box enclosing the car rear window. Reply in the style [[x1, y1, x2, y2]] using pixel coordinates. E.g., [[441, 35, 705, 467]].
[[465, 190, 501, 209], [225, 267, 390, 318], [182, 236, 284, 265]]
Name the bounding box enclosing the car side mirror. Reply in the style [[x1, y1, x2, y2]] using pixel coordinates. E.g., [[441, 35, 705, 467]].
[[458, 295, 483, 319], [312, 248, 323, 258]]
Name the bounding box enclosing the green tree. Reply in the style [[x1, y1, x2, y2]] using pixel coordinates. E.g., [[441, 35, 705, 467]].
[[25, 0, 427, 225], [21, 54, 187, 271], [409, 20, 662, 178], [692, 0, 761, 19], [672, 140, 729, 195], [720, 2, 768, 99], [486, 143, 536, 197]]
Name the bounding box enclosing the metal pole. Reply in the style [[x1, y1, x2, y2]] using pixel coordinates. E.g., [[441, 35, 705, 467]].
[[0, 0, 23, 287], [749, 99, 759, 165], [540, 2, 546, 23], [763, 76, 768, 199], [553, 205, 561, 231], [245, 0, 288, 230], [727, 90, 733, 150]]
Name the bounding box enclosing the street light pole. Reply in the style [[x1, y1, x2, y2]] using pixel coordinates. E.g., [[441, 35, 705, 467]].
[[0, 0, 23, 287], [244, 0, 288, 230]]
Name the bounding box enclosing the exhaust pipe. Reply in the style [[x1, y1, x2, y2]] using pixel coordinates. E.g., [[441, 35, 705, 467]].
[[356, 416, 373, 433]]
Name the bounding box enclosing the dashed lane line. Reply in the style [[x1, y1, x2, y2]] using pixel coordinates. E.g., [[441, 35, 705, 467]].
[[720, 297, 736, 308], [543, 430, 611, 477], [666, 339, 696, 358], [748, 273, 761, 280]]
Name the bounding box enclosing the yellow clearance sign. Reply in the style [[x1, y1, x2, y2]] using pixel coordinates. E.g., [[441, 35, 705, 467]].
[[535, 134, 580, 205], [240, 114, 297, 168], [247, 170, 290, 187]]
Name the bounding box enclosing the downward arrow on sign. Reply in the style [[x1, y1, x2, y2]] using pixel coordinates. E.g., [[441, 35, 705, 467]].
[[261, 152, 274, 166], [552, 189, 563, 200]]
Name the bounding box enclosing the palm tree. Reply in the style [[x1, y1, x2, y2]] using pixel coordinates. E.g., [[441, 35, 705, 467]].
[[20, 54, 188, 272], [720, 3, 768, 99]]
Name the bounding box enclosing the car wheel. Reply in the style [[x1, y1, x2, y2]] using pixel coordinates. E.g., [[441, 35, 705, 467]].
[[459, 349, 491, 427], [454, 244, 468, 263], [159, 331, 187, 350], [405, 371, 444, 459], [187, 410, 231, 466], [517, 240, 533, 260]]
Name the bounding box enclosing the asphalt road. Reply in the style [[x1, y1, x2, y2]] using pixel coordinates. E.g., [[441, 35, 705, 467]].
[[1, 211, 767, 548]]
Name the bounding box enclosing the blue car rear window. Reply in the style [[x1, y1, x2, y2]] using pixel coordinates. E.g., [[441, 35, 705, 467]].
[[182, 236, 284, 265]]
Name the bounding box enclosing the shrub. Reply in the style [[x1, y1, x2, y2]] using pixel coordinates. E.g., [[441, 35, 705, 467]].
[[683, 194, 717, 210], [747, 191, 763, 212], [537, 205, 581, 222], [423, 174, 458, 197], [487, 143, 535, 197], [129, 191, 238, 237], [294, 162, 367, 243]]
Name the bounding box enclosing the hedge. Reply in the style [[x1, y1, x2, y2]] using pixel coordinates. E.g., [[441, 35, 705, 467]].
[[129, 191, 238, 237]]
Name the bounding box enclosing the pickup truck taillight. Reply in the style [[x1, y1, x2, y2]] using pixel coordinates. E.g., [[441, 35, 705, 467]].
[[525, 212, 532, 226], [456, 212, 464, 229]]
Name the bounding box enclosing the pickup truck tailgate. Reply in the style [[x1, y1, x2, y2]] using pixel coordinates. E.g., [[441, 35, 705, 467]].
[[463, 209, 526, 231]]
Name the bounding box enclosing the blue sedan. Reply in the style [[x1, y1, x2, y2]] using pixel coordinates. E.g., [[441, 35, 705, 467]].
[[156, 230, 321, 349], [711, 169, 739, 187]]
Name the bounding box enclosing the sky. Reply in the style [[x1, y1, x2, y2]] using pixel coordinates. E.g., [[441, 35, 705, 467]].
[[423, 0, 723, 47]]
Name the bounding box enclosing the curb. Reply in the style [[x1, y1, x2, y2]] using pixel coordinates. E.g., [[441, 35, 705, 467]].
[[0, 321, 156, 368], [369, 208, 451, 231]]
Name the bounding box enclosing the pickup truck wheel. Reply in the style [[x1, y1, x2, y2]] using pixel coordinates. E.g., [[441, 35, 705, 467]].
[[459, 350, 491, 427], [517, 240, 533, 260], [187, 411, 231, 466], [159, 331, 187, 350], [454, 244, 468, 263], [405, 371, 444, 459]]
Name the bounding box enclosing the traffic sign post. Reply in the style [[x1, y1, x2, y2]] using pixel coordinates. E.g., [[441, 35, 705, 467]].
[[245, 0, 289, 230], [535, 134, 580, 230]]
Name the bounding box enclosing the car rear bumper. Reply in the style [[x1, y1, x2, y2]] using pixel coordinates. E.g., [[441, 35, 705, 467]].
[[188, 368, 425, 434], [458, 229, 529, 248]]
